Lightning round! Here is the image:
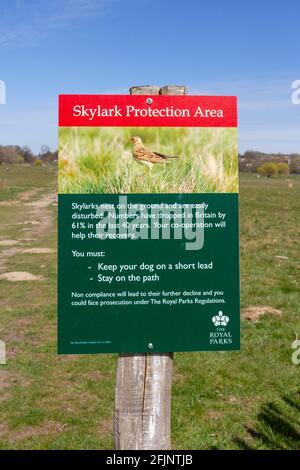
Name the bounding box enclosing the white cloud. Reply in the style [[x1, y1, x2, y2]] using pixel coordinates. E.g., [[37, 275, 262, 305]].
[[0, 0, 110, 49]]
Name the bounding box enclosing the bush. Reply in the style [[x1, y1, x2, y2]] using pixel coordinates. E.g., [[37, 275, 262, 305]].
[[0, 146, 24, 164], [276, 162, 289, 175], [257, 162, 278, 177], [34, 159, 42, 167]]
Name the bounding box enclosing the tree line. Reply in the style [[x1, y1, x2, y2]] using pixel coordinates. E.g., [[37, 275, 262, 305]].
[[1, 145, 300, 175], [239, 150, 300, 174], [0, 145, 57, 165]]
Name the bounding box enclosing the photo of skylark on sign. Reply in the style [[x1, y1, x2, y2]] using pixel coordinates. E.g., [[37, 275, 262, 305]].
[[58, 126, 238, 194]]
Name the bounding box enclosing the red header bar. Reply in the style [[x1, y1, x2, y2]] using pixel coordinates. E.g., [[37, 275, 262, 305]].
[[59, 95, 237, 127]]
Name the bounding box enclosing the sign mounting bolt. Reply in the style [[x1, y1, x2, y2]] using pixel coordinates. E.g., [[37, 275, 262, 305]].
[[148, 343, 154, 350], [146, 98, 153, 105]]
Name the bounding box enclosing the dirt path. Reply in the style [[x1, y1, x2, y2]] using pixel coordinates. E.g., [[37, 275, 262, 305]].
[[26, 192, 57, 237], [0, 189, 40, 206], [0, 190, 57, 276]]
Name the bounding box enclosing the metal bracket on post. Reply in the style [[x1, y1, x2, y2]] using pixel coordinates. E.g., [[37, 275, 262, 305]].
[[113, 85, 187, 451]]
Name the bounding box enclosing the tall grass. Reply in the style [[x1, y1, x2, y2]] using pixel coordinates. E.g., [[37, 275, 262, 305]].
[[58, 127, 238, 194]]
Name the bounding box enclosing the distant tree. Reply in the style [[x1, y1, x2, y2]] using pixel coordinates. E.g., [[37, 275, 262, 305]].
[[40, 145, 50, 156], [276, 162, 289, 175], [289, 154, 300, 174], [40, 146, 57, 163], [239, 150, 294, 174], [0, 146, 24, 164], [20, 145, 35, 163], [257, 162, 278, 177]]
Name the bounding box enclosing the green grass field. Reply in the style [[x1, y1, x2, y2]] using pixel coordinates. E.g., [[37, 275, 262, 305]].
[[58, 127, 238, 194], [0, 165, 299, 450]]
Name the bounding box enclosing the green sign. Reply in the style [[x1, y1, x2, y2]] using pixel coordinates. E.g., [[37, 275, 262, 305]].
[[58, 94, 240, 353]]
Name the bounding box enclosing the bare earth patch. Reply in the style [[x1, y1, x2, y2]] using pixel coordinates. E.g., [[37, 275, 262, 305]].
[[19, 189, 41, 202], [0, 369, 11, 389], [173, 372, 187, 384], [18, 238, 37, 242], [227, 395, 240, 404], [0, 248, 20, 270], [26, 193, 57, 209], [0, 240, 19, 246], [206, 410, 224, 420], [0, 272, 44, 281], [18, 220, 41, 226], [0, 423, 10, 438], [26, 193, 56, 238], [241, 306, 282, 323], [0, 189, 40, 206], [22, 248, 56, 254], [0, 370, 13, 403], [0, 191, 55, 273], [2, 317, 37, 345], [13, 421, 67, 442], [0, 421, 67, 443]]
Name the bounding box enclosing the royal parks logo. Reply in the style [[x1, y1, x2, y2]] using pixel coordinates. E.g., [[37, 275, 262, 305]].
[[212, 310, 229, 327], [210, 310, 232, 345]]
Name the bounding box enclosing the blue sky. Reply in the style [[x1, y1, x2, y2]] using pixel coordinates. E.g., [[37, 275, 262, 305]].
[[0, 0, 299, 154]]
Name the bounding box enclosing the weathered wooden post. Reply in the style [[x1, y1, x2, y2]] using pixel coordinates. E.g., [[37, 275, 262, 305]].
[[113, 84, 187, 450]]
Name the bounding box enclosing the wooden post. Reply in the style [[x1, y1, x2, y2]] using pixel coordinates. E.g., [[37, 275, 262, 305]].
[[113, 85, 187, 450], [160, 85, 187, 95]]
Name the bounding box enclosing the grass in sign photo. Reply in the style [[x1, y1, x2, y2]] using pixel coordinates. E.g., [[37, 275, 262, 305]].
[[58, 127, 238, 194]]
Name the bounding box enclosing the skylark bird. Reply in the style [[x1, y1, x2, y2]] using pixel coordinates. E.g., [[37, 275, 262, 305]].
[[129, 136, 180, 168]]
